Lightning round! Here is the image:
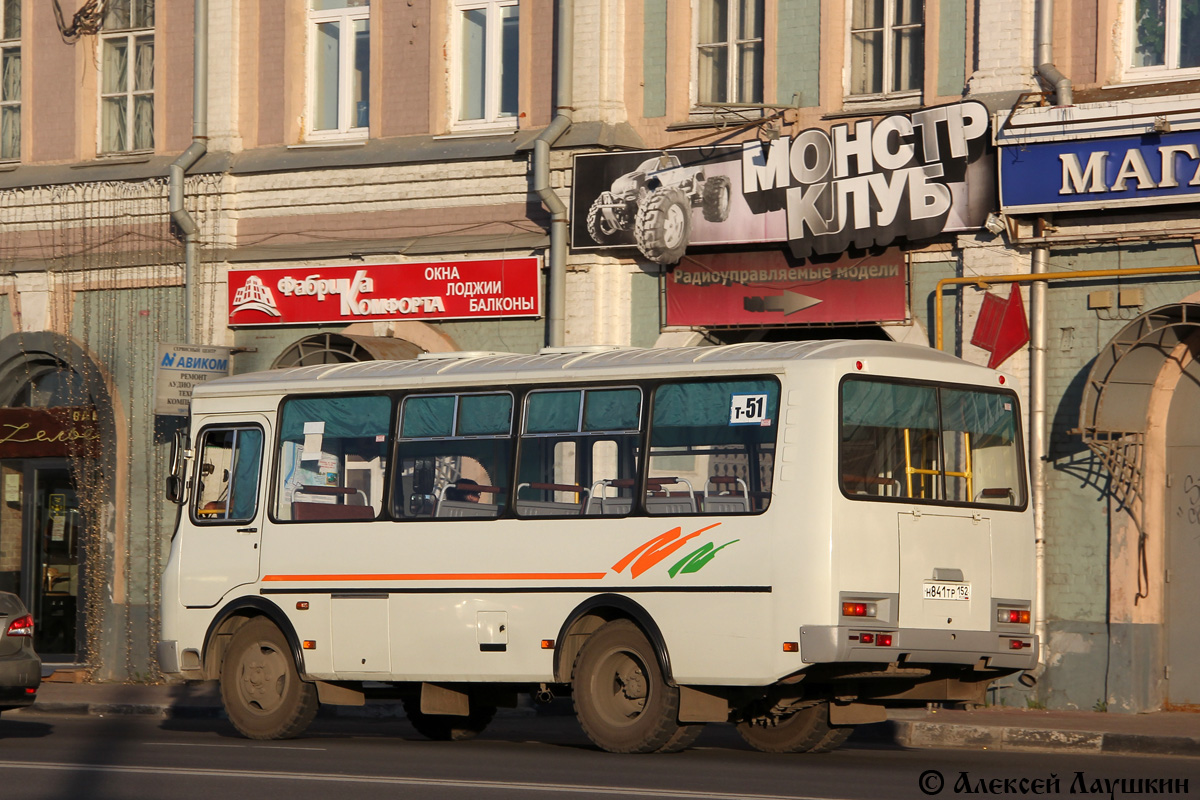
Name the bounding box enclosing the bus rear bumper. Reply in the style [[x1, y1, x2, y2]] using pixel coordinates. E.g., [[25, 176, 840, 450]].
[[799, 625, 1038, 671]]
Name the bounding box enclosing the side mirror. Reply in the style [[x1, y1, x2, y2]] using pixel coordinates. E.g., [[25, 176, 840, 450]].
[[166, 475, 186, 504], [166, 428, 191, 505]]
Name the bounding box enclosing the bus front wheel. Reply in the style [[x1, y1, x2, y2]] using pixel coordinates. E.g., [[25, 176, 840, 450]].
[[220, 617, 318, 740], [736, 702, 851, 754], [571, 619, 698, 753]]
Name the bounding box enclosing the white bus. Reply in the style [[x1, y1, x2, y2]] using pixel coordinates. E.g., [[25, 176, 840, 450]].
[[158, 340, 1036, 754]]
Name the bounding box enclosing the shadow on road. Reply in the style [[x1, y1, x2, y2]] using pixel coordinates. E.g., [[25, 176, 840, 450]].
[[0, 715, 53, 740]]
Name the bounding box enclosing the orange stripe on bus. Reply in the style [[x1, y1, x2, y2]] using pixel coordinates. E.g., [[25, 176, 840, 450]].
[[261, 573, 609, 582]]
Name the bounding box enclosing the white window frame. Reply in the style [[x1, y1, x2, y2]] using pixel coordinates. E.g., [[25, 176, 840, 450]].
[[451, 0, 520, 133], [0, 0, 19, 161], [306, 2, 370, 141], [691, 0, 765, 113], [844, 0, 924, 106], [98, 4, 155, 155], [1124, 0, 1200, 79]]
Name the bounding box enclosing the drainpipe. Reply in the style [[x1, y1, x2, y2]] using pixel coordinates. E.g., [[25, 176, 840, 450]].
[[1035, 0, 1072, 106], [531, 0, 573, 347], [169, 0, 208, 344], [1029, 245, 1048, 670], [1029, 0, 1069, 674]]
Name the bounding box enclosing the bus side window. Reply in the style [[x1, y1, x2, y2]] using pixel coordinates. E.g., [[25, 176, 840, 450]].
[[647, 380, 779, 515], [193, 427, 262, 524], [517, 388, 641, 518], [275, 395, 391, 522], [392, 392, 513, 520]]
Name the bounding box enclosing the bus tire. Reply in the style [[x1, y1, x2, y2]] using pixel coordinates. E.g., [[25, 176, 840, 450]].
[[571, 619, 686, 754], [657, 722, 705, 753], [401, 698, 496, 741], [736, 702, 848, 754], [220, 617, 318, 740]]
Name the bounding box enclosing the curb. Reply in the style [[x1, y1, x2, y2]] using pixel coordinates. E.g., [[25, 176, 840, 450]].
[[15, 702, 1199, 758], [882, 720, 1200, 758]]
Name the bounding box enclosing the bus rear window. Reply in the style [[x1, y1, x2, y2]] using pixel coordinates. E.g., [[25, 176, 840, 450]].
[[840, 379, 1024, 508], [275, 395, 390, 522]]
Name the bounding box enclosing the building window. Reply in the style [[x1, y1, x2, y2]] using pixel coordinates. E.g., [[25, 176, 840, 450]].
[[0, 0, 19, 160], [696, 0, 764, 106], [100, 0, 155, 153], [308, 0, 370, 138], [454, 0, 519, 129], [847, 0, 924, 100], [1130, 0, 1200, 73]]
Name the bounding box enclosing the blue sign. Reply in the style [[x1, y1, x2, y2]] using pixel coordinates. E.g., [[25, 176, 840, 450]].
[[999, 130, 1200, 213]]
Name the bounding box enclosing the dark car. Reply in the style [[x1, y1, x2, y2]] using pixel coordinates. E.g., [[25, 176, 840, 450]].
[[0, 592, 40, 716]]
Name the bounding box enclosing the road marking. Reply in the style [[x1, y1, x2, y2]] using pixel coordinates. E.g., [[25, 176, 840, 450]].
[[145, 742, 327, 751], [0, 761, 847, 800]]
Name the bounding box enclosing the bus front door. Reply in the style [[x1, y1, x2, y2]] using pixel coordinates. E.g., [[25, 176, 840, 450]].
[[179, 419, 269, 608]]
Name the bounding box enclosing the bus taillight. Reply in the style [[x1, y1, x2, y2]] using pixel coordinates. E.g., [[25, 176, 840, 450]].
[[998, 609, 1031, 624], [875, 633, 893, 647], [842, 602, 877, 618]]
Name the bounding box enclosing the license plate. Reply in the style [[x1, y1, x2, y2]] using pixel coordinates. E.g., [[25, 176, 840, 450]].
[[923, 582, 971, 601]]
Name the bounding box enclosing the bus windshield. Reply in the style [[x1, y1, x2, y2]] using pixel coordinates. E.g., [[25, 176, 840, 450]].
[[839, 378, 1025, 508]]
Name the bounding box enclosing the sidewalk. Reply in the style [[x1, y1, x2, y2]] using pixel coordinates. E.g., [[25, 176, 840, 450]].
[[14, 680, 1200, 758]]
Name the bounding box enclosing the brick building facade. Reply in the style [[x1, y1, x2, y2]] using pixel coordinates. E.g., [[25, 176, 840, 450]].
[[0, 0, 1196, 711]]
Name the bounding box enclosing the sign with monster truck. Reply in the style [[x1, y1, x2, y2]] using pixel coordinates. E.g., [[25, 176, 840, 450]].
[[571, 101, 994, 265]]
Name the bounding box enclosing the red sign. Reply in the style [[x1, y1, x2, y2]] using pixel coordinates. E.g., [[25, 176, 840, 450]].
[[970, 286, 1029, 369], [228, 258, 541, 326], [665, 251, 908, 327]]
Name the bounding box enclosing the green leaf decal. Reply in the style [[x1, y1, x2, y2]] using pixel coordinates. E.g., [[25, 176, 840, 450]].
[[667, 539, 740, 578]]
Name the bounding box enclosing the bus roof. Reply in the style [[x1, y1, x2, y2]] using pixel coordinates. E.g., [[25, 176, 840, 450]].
[[192, 340, 994, 399]]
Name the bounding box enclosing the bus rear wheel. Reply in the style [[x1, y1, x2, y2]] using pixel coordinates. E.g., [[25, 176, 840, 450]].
[[572, 619, 694, 753], [401, 698, 496, 741], [220, 617, 318, 740], [736, 702, 851, 754]]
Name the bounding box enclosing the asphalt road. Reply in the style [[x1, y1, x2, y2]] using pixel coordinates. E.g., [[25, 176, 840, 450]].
[[0, 710, 1194, 800]]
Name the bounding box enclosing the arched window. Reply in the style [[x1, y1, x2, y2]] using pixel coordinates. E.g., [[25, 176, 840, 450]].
[[2, 360, 90, 408]]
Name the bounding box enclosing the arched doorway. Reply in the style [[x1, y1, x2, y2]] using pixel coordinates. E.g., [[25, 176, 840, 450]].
[[0, 333, 117, 664], [1078, 303, 1200, 709]]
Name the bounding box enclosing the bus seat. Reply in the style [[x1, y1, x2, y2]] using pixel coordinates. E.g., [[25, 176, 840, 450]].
[[435, 500, 501, 518], [583, 495, 633, 516], [644, 477, 696, 514], [701, 476, 748, 513], [644, 495, 696, 514], [515, 500, 583, 516], [976, 487, 1015, 504], [584, 479, 633, 516], [293, 501, 376, 521], [700, 495, 749, 513], [514, 482, 586, 516]]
